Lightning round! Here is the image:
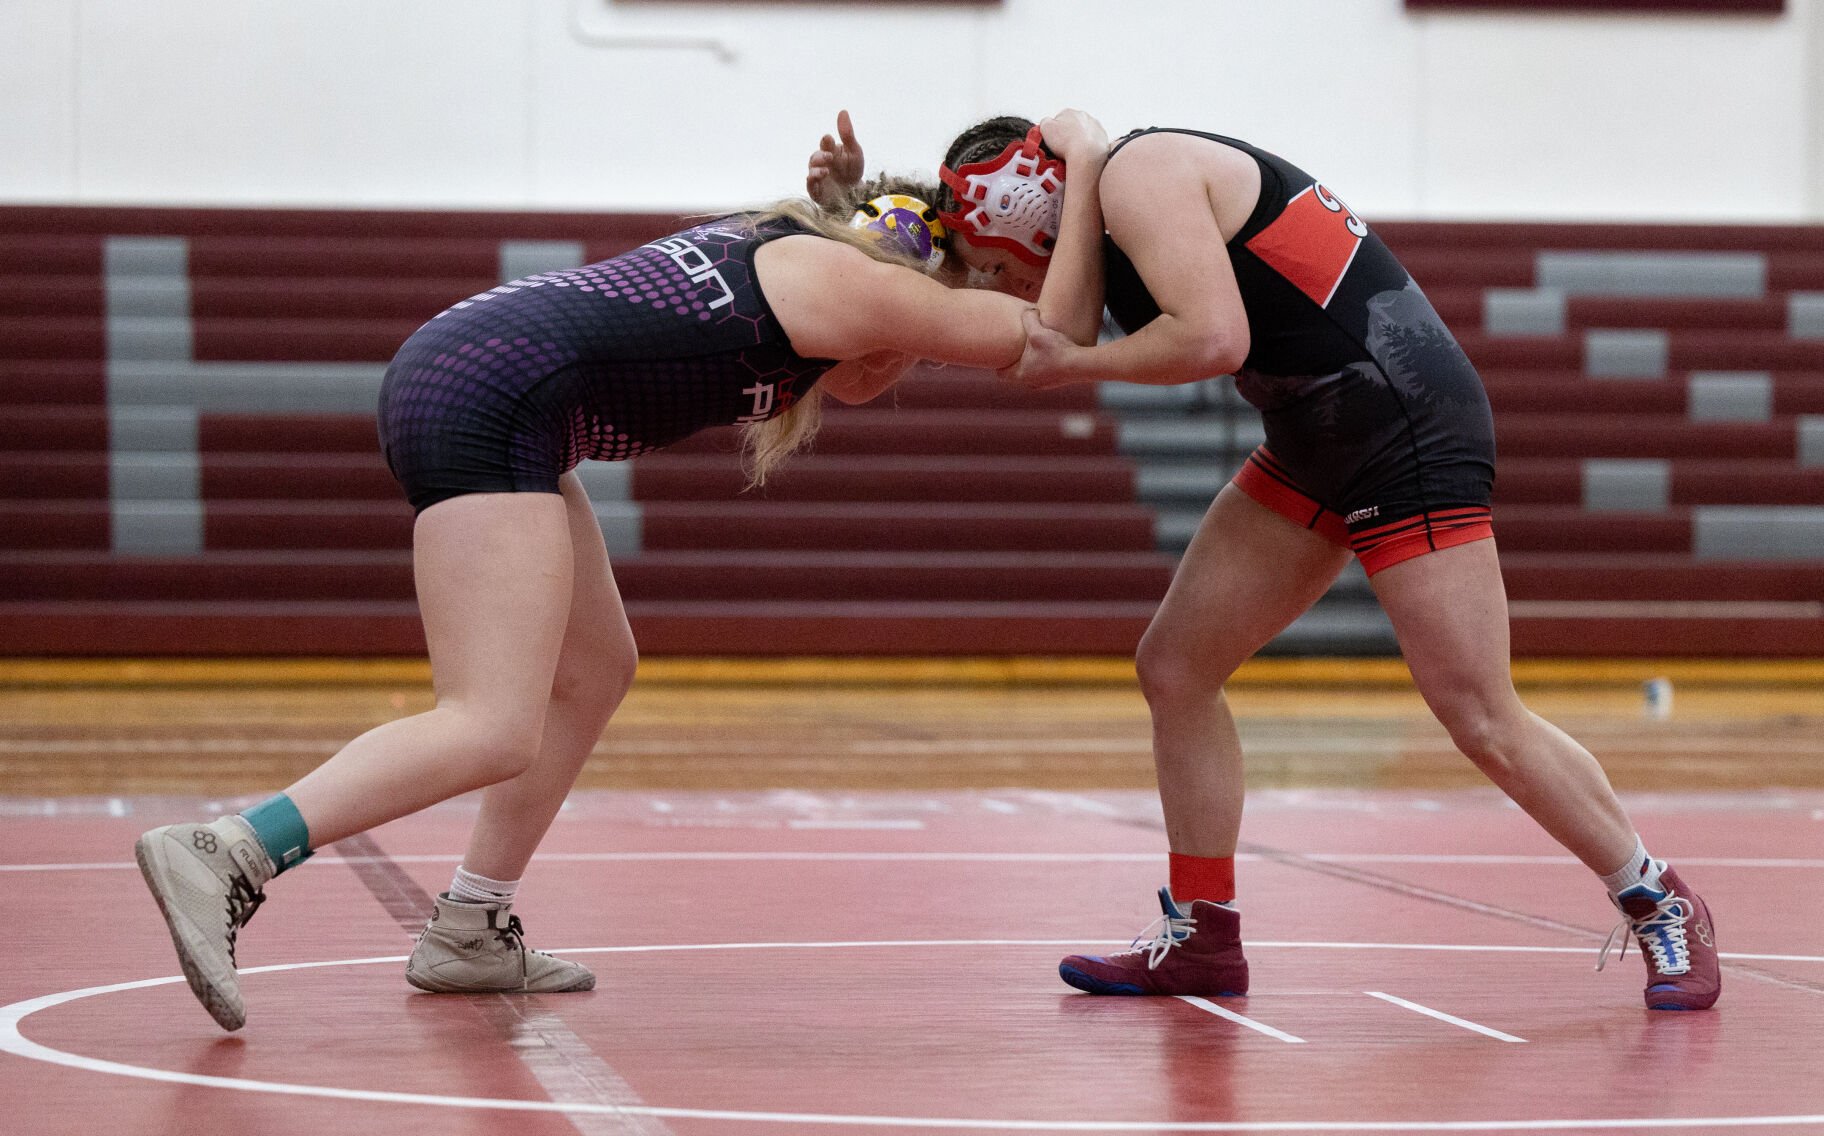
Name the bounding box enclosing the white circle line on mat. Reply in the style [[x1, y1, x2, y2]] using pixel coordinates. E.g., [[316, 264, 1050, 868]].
[[3, 940, 1820, 1132]]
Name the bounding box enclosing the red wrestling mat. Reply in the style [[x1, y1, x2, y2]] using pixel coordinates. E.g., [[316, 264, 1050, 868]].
[[3, 788, 1821, 1134]]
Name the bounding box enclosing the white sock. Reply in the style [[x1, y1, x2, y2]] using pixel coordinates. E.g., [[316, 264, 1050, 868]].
[[449, 866, 520, 906], [1599, 835, 1667, 898]]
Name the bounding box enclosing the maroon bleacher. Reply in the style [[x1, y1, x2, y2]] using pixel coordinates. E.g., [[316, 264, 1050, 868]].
[[1, 206, 1819, 656]]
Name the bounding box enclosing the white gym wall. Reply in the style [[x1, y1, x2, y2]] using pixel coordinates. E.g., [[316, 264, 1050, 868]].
[[1, 0, 1818, 220]]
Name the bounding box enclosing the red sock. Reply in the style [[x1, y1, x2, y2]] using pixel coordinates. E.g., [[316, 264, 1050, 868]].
[[1169, 852, 1236, 905]]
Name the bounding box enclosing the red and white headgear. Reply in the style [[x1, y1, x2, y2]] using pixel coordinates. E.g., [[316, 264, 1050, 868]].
[[938, 126, 1066, 268]]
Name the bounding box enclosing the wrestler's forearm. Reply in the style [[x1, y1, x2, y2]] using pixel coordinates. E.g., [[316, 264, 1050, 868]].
[[1051, 313, 1240, 386], [1034, 158, 1107, 347]]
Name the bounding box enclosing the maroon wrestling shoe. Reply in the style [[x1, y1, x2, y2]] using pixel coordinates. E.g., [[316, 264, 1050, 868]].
[[1598, 866, 1720, 1011], [1059, 887, 1249, 996]]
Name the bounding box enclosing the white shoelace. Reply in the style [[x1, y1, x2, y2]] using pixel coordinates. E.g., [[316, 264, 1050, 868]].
[[1120, 909, 1198, 969], [1596, 892, 1692, 976]]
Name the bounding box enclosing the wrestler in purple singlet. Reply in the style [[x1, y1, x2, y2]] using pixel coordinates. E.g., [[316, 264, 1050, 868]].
[[380, 217, 835, 512]]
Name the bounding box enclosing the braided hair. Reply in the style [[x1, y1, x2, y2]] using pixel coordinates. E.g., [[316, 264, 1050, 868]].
[[937, 116, 1040, 215]]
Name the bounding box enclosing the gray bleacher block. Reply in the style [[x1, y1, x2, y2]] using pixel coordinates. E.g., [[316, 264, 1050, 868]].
[[106, 238, 201, 552], [1800, 417, 1824, 468], [1154, 508, 1205, 551], [114, 362, 388, 413], [566, 464, 642, 555], [103, 277, 191, 318], [1585, 330, 1668, 378], [104, 236, 189, 283], [572, 459, 633, 500], [108, 406, 198, 452], [189, 362, 388, 413], [1790, 293, 1824, 338], [1100, 382, 1200, 412], [1694, 507, 1824, 561], [1261, 602, 1397, 655], [110, 362, 394, 416], [1537, 252, 1766, 298], [500, 241, 586, 284], [1135, 463, 1232, 504], [112, 500, 204, 556], [1117, 418, 1257, 456], [1097, 377, 1240, 412], [1688, 372, 1773, 422], [105, 238, 192, 361], [1583, 459, 1670, 512], [1483, 289, 1566, 336], [106, 361, 199, 406], [106, 316, 194, 363], [588, 500, 643, 557], [110, 452, 200, 501]]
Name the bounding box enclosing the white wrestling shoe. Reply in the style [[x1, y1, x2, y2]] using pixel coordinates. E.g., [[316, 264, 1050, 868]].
[[135, 815, 274, 1031], [406, 894, 595, 994]]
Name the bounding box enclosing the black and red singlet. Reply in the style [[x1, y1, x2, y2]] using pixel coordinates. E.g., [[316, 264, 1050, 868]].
[[1103, 128, 1496, 574]]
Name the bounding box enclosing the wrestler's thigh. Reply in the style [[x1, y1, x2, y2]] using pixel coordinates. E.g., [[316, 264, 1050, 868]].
[[1143, 484, 1351, 675]]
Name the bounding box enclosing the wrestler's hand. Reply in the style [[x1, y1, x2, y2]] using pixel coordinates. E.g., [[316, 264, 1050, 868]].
[[1037, 109, 1109, 170], [806, 109, 865, 206], [1000, 309, 1084, 391]]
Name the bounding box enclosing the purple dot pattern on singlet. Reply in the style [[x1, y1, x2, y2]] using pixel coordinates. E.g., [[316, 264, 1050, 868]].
[[376, 219, 835, 510]]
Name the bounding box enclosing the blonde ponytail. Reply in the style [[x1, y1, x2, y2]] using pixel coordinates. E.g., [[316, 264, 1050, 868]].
[[741, 389, 825, 488]]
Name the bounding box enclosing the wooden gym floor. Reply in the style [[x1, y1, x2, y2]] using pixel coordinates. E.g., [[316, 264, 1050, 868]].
[[1, 657, 1821, 1134]]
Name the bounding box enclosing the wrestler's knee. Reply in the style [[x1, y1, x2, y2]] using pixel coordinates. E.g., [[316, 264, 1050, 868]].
[[1135, 621, 1246, 711], [440, 702, 549, 784], [1428, 684, 1530, 780], [549, 628, 637, 721]]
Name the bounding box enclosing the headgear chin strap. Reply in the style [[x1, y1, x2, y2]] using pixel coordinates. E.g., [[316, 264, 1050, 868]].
[[850, 193, 949, 274], [938, 126, 1066, 268]]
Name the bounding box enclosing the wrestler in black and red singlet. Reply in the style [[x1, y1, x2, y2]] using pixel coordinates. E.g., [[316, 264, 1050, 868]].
[[380, 217, 835, 512], [1102, 128, 1496, 574]]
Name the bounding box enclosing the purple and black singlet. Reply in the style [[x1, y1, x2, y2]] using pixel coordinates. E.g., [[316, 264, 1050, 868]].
[[378, 217, 835, 513]]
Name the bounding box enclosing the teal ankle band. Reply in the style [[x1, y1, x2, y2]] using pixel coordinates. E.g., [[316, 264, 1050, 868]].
[[241, 793, 314, 874]]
